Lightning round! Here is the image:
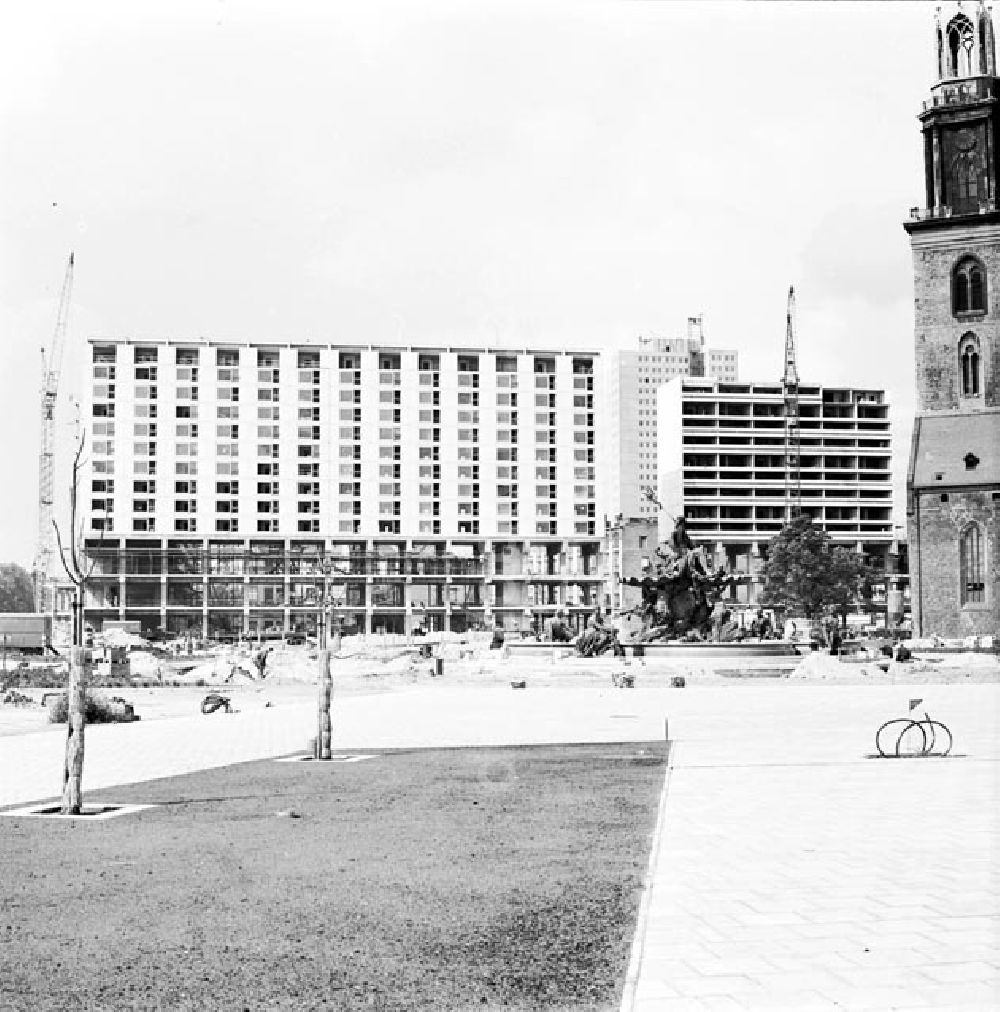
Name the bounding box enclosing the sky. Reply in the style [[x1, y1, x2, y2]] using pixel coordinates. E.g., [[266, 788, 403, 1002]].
[[0, 0, 936, 569]]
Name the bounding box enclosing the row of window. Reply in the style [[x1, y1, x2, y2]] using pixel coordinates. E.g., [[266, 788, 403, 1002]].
[[97, 516, 605, 538], [97, 345, 594, 376]]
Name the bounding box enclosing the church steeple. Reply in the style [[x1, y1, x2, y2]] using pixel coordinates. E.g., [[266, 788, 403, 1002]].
[[903, 4, 1000, 641], [934, 2, 996, 83], [910, 3, 1000, 222]]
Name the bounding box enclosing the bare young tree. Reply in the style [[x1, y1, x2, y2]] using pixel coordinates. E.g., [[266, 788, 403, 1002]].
[[314, 559, 344, 761], [52, 431, 103, 814]]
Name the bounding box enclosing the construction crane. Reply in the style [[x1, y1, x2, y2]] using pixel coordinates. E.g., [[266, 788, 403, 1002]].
[[782, 285, 801, 525], [33, 253, 75, 613]]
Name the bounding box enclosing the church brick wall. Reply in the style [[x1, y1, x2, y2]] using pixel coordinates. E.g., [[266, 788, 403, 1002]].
[[910, 227, 1000, 412], [910, 486, 999, 637]]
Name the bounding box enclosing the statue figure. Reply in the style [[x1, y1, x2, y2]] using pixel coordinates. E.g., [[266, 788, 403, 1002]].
[[620, 516, 735, 642], [576, 609, 621, 657], [544, 610, 574, 643]]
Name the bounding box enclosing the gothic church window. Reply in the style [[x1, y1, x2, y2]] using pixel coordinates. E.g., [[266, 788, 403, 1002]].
[[947, 14, 975, 77], [960, 524, 985, 604], [953, 258, 987, 314], [959, 334, 982, 396], [971, 265, 985, 308]]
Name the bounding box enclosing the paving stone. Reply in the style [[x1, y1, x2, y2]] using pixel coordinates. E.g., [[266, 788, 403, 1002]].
[[920, 961, 999, 984], [631, 977, 684, 1002], [671, 974, 764, 998], [911, 980, 1000, 1006], [737, 992, 837, 1011]]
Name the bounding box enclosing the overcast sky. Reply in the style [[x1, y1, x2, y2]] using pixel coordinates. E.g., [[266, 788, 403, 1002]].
[[0, 0, 934, 569]]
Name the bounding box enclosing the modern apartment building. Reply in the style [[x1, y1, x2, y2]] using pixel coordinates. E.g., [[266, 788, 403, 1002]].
[[604, 317, 739, 521], [82, 339, 606, 638], [657, 377, 895, 607]]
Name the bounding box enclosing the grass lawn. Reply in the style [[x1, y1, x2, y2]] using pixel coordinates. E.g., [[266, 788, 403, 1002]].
[[1, 742, 667, 1011]]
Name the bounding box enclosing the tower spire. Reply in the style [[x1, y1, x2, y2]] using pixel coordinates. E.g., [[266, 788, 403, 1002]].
[[935, 2, 996, 82]]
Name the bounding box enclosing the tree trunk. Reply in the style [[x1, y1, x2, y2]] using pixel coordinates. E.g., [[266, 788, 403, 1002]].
[[61, 645, 86, 814], [316, 648, 332, 760]]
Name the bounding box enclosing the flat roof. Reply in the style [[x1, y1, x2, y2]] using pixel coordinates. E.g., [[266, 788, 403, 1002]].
[[87, 337, 600, 356]]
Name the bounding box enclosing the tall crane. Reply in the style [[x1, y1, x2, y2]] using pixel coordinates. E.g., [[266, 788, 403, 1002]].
[[33, 253, 75, 613], [782, 285, 801, 525]]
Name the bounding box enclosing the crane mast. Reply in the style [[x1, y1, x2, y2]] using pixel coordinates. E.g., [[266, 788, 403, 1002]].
[[33, 253, 75, 613], [783, 285, 801, 525]]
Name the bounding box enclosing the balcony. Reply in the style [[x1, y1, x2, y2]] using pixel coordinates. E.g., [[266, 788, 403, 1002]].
[[909, 198, 997, 221], [923, 77, 993, 111]]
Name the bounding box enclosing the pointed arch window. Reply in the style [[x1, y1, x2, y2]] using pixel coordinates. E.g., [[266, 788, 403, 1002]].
[[970, 266, 985, 308], [960, 524, 985, 605], [947, 14, 975, 77], [953, 257, 988, 314], [959, 334, 982, 397], [955, 272, 970, 312]]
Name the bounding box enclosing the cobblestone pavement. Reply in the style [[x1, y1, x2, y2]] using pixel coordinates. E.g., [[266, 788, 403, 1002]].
[[2, 680, 998, 1010], [622, 682, 1000, 1011]]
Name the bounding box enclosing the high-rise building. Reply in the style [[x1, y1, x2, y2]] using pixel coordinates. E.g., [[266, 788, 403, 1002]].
[[903, 2, 1000, 637], [656, 377, 895, 608], [82, 339, 606, 639], [603, 317, 739, 521]]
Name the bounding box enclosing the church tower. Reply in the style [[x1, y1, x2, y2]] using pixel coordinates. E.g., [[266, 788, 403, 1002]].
[[903, 1, 1000, 637]]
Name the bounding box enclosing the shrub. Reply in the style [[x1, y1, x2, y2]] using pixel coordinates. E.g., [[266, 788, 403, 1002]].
[[2, 689, 36, 708], [5, 664, 69, 690], [47, 692, 136, 724]]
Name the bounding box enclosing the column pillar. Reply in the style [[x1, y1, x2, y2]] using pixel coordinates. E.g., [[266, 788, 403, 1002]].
[[932, 127, 943, 210]]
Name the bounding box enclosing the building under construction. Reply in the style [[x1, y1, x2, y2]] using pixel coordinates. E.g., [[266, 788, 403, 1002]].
[[655, 377, 897, 609]]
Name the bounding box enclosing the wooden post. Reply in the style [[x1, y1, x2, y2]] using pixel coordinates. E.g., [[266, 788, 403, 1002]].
[[61, 645, 86, 814], [316, 648, 332, 760]]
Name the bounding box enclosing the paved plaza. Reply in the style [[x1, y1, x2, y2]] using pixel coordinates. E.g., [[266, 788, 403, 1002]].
[[2, 677, 998, 1010]]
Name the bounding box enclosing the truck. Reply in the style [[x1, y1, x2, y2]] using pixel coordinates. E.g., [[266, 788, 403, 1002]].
[[0, 613, 55, 654]]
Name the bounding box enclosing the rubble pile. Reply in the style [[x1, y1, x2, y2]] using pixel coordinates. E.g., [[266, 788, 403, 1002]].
[[790, 648, 1000, 683]]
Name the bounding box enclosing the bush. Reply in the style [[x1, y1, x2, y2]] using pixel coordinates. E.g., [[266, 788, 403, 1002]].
[[47, 692, 136, 724], [2, 689, 36, 708], [5, 664, 69, 690]]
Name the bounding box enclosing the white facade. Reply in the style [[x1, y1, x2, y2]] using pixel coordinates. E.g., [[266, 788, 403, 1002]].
[[604, 320, 739, 521], [83, 339, 606, 638]]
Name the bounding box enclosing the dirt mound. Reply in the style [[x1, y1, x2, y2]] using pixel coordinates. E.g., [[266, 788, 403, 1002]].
[[790, 649, 1000, 683]]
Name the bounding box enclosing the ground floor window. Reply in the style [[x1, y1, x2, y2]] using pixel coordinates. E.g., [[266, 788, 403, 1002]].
[[960, 524, 985, 604]]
